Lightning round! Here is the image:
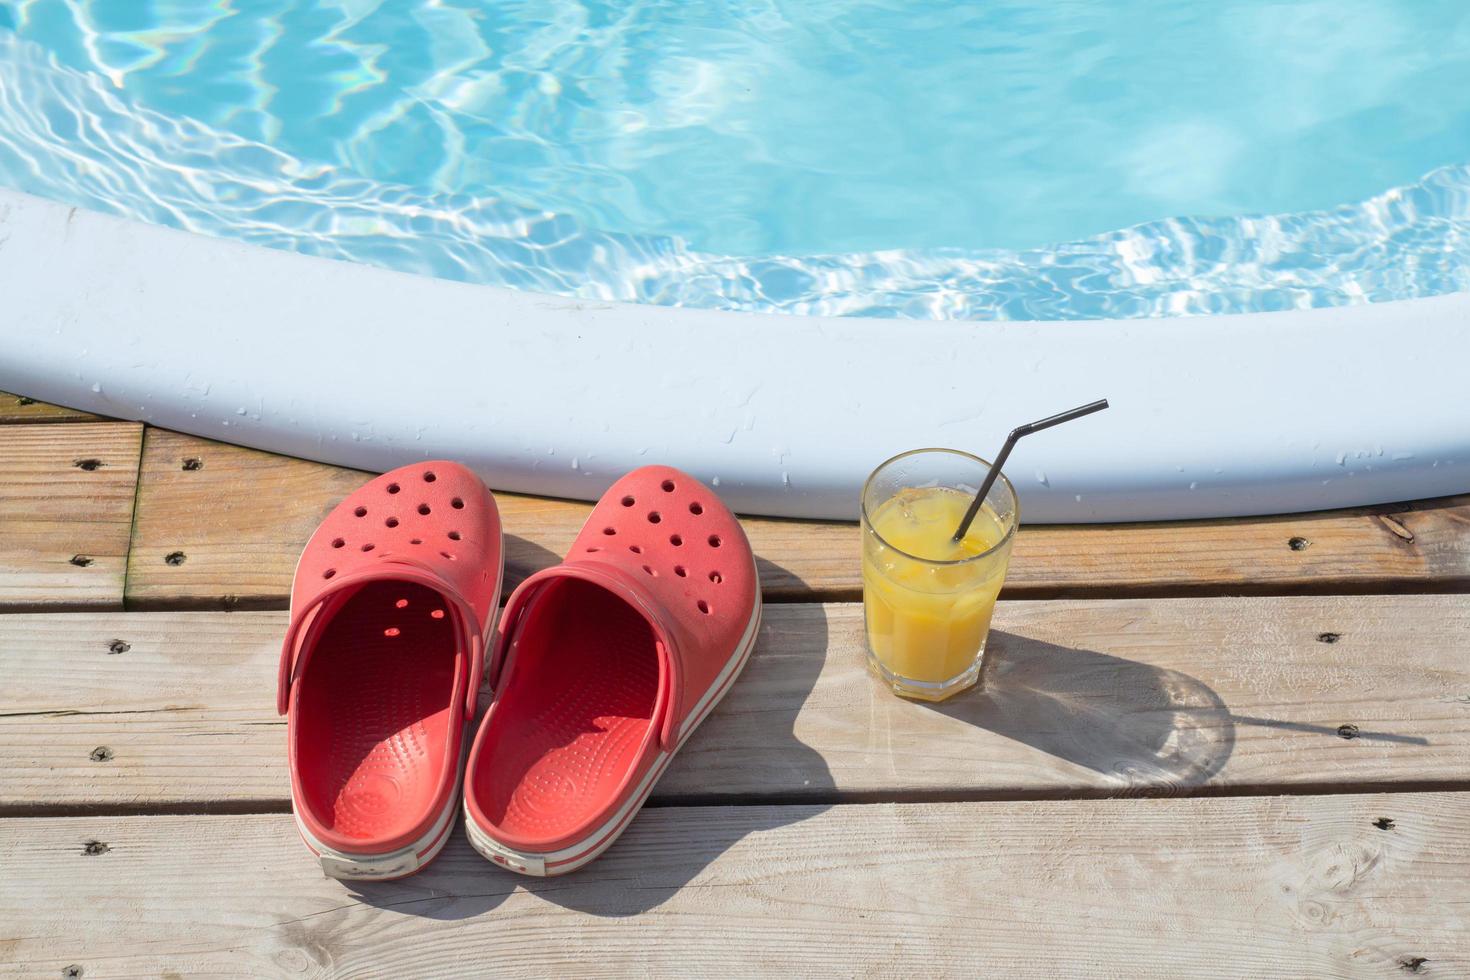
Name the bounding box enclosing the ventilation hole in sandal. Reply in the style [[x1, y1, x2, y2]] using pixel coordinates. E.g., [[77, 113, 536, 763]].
[[689, 502, 704, 515], [451, 497, 464, 509], [331, 538, 345, 549], [708, 534, 722, 548], [431, 609, 445, 619], [648, 511, 662, 524], [387, 483, 400, 495], [385, 517, 399, 528], [674, 565, 688, 577], [384, 627, 401, 638], [603, 527, 617, 536], [448, 530, 461, 541], [661, 479, 676, 492], [586, 546, 601, 553], [418, 503, 431, 516], [621, 495, 636, 507], [642, 564, 656, 576], [709, 571, 723, 584], [440, 551, 456, 561], [697, 600, 711, 615], [322, 568, 336, 579], [395, 598, 409, 609], [670, 534, 683, 547], [361, 543, 375, 552], [423, 471, 437, 483], [629, 545, 642, 554], [409, 538, 422, 545], [354, 506, 367, 517]]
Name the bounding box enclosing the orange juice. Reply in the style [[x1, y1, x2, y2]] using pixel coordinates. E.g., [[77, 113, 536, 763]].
[[862, 485, 1013, 700]]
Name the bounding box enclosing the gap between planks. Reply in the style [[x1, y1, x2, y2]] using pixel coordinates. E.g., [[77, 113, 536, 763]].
[[0, 390, 104, 424], [11, 779, 1470, 820], [4, 595, 1467, 815], [0, 422, 143, 611]]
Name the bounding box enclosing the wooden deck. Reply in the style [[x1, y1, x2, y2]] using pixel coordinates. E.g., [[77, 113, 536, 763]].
[[2, 391, 1467, 977]]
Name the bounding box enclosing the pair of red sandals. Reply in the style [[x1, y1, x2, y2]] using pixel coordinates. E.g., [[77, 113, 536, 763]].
[[277, 463, 760, 879]]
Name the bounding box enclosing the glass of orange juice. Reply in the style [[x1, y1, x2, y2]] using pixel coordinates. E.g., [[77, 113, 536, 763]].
[[861, 448, 1018, 701]]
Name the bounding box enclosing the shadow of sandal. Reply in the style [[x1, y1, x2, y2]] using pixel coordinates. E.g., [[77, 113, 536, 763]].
[[351, 556, 836, 920], [537, 576, 836, 917], [340, 802, 817, 927], [501, 532, 565, 593]]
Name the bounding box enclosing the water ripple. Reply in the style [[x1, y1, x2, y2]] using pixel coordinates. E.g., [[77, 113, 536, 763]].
[[1, 28, 1469, 320]]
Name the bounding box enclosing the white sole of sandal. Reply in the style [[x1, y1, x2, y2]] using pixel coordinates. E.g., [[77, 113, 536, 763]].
[[295, 764, 463, 880]]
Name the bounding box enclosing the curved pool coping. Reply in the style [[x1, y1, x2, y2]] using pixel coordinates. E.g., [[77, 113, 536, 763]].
[[1, 187, 1467, 522]]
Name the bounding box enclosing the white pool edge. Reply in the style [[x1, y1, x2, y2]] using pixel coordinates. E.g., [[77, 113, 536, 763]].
[[2, 187, 1467, 522]]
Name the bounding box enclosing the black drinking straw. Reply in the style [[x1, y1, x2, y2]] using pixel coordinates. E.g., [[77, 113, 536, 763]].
[[952, 399, 1111, 542]]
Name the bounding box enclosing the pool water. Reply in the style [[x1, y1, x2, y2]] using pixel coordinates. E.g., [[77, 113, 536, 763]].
[[3, 0, 1470, 320]]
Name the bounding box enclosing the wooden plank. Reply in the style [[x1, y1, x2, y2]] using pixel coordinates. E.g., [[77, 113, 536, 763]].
[[5, 596, 1466, 811], [3, 794, 1465, 977], [125, 427, 860, 607], [125, 429, 373, 610], [1016, 493, 1470, 597], [0, 423, 142, 611], [0, 390, 104, 424], [125, 430, 1470, 609]]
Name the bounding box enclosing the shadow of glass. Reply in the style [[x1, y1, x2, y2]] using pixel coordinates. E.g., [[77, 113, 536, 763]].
[[921, 629, 1236, 791], [351, 556, 836, 921], [1229, 714, 1429, 745]]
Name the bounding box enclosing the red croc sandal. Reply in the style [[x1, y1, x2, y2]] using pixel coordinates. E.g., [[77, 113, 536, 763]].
[[278, 461, 502, 879], [463, 465, 760, 876]]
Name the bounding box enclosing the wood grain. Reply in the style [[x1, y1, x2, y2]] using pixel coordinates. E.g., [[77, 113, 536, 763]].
[[3, 795, 1465, 977], [0, 423, 142, 611], [5, 596, 1466, 811], [125, 428, 372, 609], [124, 428, 857, 606], [0, 390, 103, 424], [125, 430, 1470, 608]]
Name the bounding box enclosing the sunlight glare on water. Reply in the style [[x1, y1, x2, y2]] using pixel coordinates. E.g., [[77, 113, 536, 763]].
[[2, 0, 1470, 320]]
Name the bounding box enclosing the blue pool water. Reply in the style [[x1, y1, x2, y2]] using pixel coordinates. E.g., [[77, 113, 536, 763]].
[[2, 0, 1470, 320]]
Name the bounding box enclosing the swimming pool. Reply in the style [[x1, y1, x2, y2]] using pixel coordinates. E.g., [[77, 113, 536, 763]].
[[2, 1, 1469, 520], [3, 1, 1470, 321]]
